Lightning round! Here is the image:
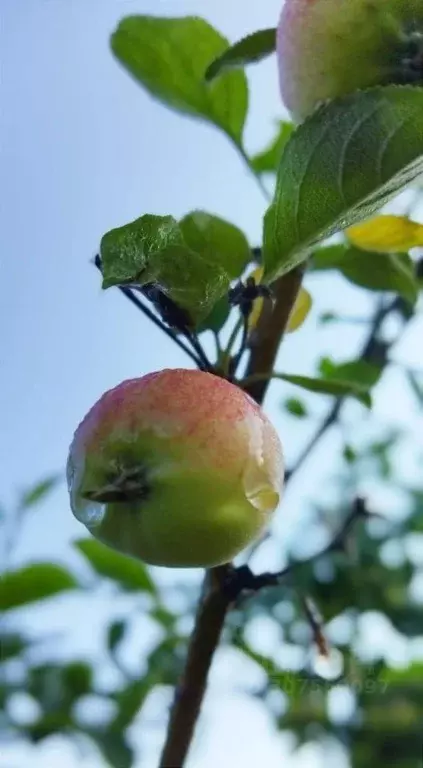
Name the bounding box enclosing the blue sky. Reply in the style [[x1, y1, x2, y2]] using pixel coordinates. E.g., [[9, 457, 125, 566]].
[[2, 1, 423, 767]]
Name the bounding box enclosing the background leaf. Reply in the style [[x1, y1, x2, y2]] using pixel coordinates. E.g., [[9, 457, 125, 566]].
[[87, 730, 134, 768], [250, 121, 294, 175], [263, 87, 423, 281], [0, 564, 79, 612], [312, 244, 418, 304], [111, 15, 248, 144], [286, 286, 312, 333], [19, 475, 61, 510], [75, 539, 156, 594], [107, 620, 127, 654], [318, 357, 382, 388], [284, 397, 308, 418], [278, 373, 372, 406], [205, 28, 276, 81]]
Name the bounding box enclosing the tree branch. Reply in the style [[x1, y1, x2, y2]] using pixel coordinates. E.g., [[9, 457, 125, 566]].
[[227, 497, 371, 597], [158, 566, 233, 767], [93, 255, 207, 369], [158, 266, 305, 767], [245, 266, 305, 403]]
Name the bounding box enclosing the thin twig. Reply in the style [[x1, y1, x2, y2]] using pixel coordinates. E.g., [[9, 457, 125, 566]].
[[299, 594, 330, 659], [183, 329, 214, 371], [229, 497, 370, 596], [93, 255, 204, 368], [120, 288, 206, 368], [229, 314, 250, 379]]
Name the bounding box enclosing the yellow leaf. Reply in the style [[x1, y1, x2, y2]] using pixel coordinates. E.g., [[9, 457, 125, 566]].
[[346, 215, 423, 253], [286, 286, 312, 333], [247, 266, 312, 336], [247, 266, 264, 333]]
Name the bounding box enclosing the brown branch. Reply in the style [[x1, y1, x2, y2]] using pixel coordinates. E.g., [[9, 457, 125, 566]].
[[158, 566, 233, 767], [158, 266, 305, 767], [299, 594, 330, 659], [245, 266, 305, 403]]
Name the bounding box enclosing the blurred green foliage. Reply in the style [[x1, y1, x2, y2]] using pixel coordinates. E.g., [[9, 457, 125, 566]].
[[3, 10, 423, 768]]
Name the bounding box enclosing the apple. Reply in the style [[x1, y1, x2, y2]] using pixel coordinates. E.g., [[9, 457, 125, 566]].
[[277, 0, 423, 121], [67, 369, 283, 568]]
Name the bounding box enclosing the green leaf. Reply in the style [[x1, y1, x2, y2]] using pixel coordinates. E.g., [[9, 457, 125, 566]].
[[61, 663, 93, 699], [343, 444, 357, 464], [250, 121, 294, 175], [111, 15, 248, 143], [406, 370, 423, 407], [112, 679, 151, 730], [284, 397, 308, 418], [100, 214, 229, 326], [205, 28, 276, 81], [263, 86, 423, 281], [75, 538, 156, 594], [107, 620, 126, 654], [19, 475, 61, 510], [0, 633, 27, 661], [278, 373, 372, 406], [180, 211, 250, 278], [313, 244, 418, 304], [88, 730, 133, 768], [178, 210, 250, 332], [28, 713, 74, 743], [319, 311, 339, 324], [0, 564, 78, 612], [196, 295, 230, 334], [318, 357, 382, 389], [311, 244, 349, 270]]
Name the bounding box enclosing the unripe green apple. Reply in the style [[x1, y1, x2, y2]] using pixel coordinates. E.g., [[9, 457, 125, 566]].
[[277, 0, 423, 121], [67, 369, 283, 568]]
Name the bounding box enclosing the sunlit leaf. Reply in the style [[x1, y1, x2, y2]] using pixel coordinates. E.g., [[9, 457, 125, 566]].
[[247, 266, 265, 333], [286, 287, 312, 333], [347, 215, 423, 253]]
